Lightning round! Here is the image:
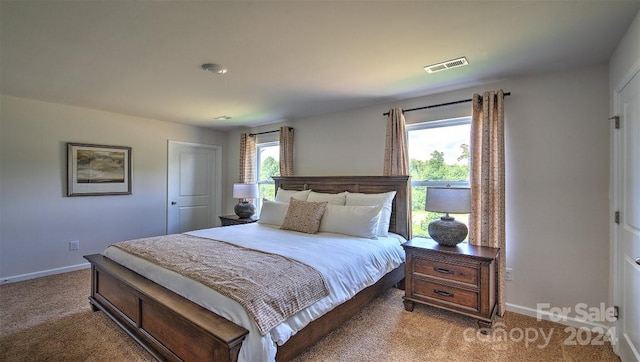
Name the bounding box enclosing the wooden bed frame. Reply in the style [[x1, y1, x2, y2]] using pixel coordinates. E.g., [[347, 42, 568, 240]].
[[85, 175, 410, 362]]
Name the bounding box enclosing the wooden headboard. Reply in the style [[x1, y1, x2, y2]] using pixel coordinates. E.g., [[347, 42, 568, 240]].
[[272, 176, 411, 240]]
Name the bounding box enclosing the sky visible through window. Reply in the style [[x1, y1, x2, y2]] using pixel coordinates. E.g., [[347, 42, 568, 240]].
[[408, 123, 470, 164], [259, 145, 279, 163]]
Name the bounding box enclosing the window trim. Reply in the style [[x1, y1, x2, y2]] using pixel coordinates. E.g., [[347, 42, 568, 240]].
[[256, 141, 279, 212], [406, 116, 471, 132], [407, 117, 471, 238]]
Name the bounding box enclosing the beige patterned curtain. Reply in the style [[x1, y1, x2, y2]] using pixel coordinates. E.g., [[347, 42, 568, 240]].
[[239, 133, 256, 183], [469, 89, 506, 316], [384, 108, 411, 238], [279, 127, 294, 177], [383, 108, 409, 176]]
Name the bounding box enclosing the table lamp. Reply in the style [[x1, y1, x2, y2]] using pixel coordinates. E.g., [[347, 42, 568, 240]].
[[233, 183, 259, 218], [425, 187, 471, 246]]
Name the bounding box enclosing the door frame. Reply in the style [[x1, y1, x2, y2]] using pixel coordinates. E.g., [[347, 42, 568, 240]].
[[167, 140, 223, 234], [610, 63, 640, 360]]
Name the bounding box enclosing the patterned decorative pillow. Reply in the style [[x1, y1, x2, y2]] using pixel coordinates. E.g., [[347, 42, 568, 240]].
[[281, 198, 328, 234]]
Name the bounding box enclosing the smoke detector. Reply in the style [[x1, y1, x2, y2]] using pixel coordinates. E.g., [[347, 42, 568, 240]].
[[424, 57, 469, 73]]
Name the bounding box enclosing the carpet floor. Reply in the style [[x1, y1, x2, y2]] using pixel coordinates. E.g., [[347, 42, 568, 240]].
[[0, 269, 620, 361]]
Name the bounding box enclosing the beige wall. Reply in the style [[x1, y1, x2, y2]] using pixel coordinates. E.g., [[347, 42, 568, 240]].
[[230, 64, 610, 316], [0, 95, 227, 279]]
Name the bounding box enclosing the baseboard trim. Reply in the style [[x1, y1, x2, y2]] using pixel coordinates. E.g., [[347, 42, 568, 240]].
[[506, 302, 612, 331], [0, 263, 91, 284]]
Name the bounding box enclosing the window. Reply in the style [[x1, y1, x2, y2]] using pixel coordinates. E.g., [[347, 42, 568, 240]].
[[407, 117, 471, 238], [256, 141, 279, 208]]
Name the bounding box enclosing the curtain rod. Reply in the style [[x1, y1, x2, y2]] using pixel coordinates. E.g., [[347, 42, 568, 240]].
[[249, 127, 293, 137], [383, 92, 511, 116]]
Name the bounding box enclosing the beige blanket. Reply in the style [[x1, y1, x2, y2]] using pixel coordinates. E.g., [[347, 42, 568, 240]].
[[112, 234, 329, 335]]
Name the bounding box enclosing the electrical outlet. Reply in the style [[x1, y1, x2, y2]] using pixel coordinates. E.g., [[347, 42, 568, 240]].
[[505, 268, 513, 281], [69, 240, 80, 251]]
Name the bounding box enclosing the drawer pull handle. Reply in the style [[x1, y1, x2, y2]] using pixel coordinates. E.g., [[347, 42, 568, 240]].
[[434, 289, 454, 298], [434, 267, 453, 274]]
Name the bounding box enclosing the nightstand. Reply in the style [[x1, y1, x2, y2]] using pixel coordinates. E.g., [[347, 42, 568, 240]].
[[219, 214, 258, 226], [402, 237, 500, 329]]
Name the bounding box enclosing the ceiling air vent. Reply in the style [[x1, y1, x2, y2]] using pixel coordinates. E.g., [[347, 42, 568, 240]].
[[424, 57, 469, 73]]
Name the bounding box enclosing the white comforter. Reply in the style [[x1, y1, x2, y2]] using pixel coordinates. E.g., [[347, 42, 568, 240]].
[[103, 223, 406, 362]]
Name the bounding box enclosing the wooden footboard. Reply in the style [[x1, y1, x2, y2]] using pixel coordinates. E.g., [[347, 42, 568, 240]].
[[85, 254, 248, 362], [86, 253, 404, 362]]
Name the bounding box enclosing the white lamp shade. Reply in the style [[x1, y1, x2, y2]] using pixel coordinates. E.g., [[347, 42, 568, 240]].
[[233, 183, 259, 199], [425, 187, 471, 214]]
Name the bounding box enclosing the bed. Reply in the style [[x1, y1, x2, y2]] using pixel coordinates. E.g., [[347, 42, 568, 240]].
[[84, 175, 411, 362]]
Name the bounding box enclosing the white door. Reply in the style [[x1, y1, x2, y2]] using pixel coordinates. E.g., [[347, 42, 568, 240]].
[[614, 68, 640, 361], [167, 141, 222, 234]]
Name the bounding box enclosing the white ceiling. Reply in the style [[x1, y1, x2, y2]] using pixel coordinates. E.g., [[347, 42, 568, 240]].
[[2, 1, 639, 130]]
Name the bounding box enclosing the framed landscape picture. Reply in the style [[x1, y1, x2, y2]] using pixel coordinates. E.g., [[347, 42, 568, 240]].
[[67, 143, 132, 196]]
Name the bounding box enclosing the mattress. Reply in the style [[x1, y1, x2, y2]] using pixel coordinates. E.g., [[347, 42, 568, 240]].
[[103, 223, 406, 362]]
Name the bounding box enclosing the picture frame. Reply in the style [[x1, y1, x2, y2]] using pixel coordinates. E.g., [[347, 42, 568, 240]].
[[67, 143, 132, 196]]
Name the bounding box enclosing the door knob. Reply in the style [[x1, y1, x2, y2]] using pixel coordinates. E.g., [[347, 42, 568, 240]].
[[171, 201, 177, 205], [635, 257, 640, 266]]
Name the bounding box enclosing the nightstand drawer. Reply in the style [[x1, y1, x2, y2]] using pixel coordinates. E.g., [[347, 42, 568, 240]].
[[414, 257, 478, 286], [412, 279, 479, 310]]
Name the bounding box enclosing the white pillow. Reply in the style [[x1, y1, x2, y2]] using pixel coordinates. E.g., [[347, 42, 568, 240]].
[[319, 204, 382, 239], [275, 188, 311, 203], [345, 191, 396, 236], [307, 191, 347, 205], [257, 199, 289, 226]]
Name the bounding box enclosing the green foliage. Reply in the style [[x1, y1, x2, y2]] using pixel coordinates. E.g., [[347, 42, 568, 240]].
[[411, 209, 443, 237], [260, 156, 279, 181], [410, 144, 470, 183], [457, 143, 470, 163], [259, 184, 275, 202], [257, 156, 280, 203]]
